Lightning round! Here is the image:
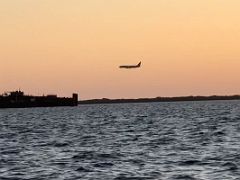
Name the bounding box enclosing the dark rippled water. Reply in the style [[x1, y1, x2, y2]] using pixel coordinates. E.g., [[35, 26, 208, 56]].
[[1, 101, 240, 180]]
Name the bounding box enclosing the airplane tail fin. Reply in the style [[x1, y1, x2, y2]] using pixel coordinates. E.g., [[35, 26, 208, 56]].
[[138, 62, 141, 67]]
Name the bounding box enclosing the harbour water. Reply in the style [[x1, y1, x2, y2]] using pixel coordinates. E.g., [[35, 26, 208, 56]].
[[0, 101, 240, 179]]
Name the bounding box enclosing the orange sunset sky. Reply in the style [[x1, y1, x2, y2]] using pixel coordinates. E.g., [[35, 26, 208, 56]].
[[1, 0, 240, 100]]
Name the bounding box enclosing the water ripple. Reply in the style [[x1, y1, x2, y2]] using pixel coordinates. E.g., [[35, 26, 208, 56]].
[[1, 101, 240, 179]]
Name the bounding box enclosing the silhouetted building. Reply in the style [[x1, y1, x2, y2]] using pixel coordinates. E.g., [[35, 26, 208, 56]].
[[0, 90, 78, 108]]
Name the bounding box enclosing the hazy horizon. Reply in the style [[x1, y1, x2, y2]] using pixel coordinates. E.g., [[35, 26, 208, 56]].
[[1, 1, 240, 100]]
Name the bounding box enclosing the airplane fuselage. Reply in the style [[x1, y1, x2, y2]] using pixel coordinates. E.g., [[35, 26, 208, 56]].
[[119, 62, 141, 69], [119, 65, 140, 68]]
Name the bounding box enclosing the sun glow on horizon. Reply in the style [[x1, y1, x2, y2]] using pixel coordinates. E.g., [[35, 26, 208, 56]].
[[1, 0, 240, 99]]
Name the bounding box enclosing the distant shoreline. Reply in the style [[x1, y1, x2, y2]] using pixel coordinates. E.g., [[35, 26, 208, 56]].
[[79, 95, 240, 104]]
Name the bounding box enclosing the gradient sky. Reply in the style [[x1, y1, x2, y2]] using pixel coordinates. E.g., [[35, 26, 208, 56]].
[[1, 0, 240, 99]]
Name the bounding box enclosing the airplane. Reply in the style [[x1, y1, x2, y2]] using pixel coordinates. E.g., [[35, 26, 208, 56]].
[[119, 62, 141, 69]]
